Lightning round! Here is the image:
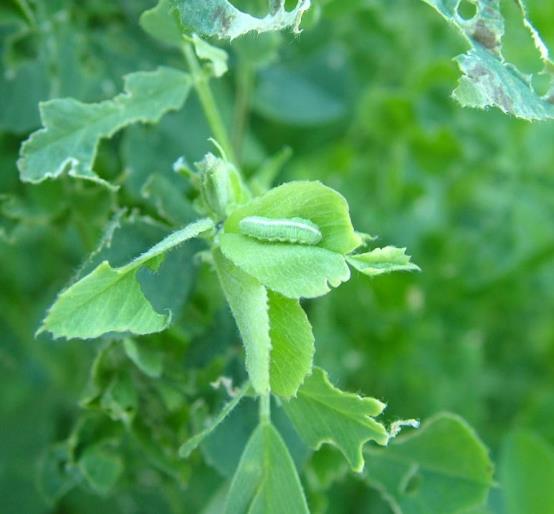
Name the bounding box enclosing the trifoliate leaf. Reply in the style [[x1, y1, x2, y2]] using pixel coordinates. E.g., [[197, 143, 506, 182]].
[[364, 413, 494, 514], [347, 246, 420, 277], [500, 430, 554, 514], [173, 0, 311, 40], [283, 367, 389, 472], [140, 0, 183, 47], [224, 423, 309, 514], [123, 338, 163, 378], [268, 291, 314, 397], [225, 181, 362, 255], [18, 67, 191, 187], [213, 248, 271, 395], [422, 0, 554, 120], [220, 233, 351, 299], [39, 218, 213, 340], [179, 382, 249, 458], [78, 445, 123, 496]]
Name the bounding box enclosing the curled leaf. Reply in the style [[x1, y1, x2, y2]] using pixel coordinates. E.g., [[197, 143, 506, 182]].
[[347, 246, 420, 277]]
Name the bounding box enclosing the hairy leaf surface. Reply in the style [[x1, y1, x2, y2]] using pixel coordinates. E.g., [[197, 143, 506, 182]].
[[283, 367, 389, 472], [220, 233, 351, 299], [213, 248, 271, 395], [268, 291, 314, 397], [40, 218, 213, 339]]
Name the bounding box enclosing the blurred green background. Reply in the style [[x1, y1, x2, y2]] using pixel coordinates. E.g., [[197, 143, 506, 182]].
[[1, 0, 554, 512]]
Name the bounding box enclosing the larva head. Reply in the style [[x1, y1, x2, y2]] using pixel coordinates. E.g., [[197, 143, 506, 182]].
[[195, 153, 250, 221]]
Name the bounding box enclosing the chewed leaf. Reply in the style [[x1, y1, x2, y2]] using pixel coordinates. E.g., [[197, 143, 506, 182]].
[[173, 0, 311, 40], [40, 218, 213, 340], [18, 67, 191, 187], [283, 367, 390, 472], [268, 291, 314, 397], [422, 0, 554, 120], [347, 246, 420, 277], [364, 413, 494, 514]]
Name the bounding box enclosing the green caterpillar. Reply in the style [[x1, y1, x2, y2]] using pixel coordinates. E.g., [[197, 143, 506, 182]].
[[238, 216, 322, 245]]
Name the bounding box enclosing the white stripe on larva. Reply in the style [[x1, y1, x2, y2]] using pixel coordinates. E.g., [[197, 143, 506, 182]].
[[239, 216, 322, 245]]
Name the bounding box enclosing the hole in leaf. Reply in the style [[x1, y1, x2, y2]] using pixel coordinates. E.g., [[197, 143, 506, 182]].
[[457, 0, 477, 21], [501, 0, 544, 75]]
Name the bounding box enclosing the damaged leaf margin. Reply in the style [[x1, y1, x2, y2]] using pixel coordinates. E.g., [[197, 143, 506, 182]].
[[422, 0, 554, 120], [172, 0, 311, 40]]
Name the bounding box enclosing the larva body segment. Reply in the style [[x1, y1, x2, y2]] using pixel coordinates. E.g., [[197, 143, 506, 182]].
[[238, 216, 322, 245]]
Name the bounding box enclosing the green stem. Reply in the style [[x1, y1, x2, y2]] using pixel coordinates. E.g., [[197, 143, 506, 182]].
[[232, 60, 253, 161], [182, 43, 237, 164], [259, 392, 271, 424]]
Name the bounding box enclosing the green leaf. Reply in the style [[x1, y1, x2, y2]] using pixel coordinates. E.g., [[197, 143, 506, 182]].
[[78, 445, 123, 496], [221, 180, 359, 298], [220, 233, 350, 299], [18, 67, 191, 187], [268, 291, 314, 397], [213, 248, 271, 395], [37, 443, 82, 504], [123, 338, 163, 378], [179, 382, 250, 458], [422, 0, 554, 120], [224, 423, 309, 514], [364, 413, 494, 514], [225, 181, 361, 255], [100, 372, 138, 426], [283, 367, 389, 472], [39, 218, 213, 340], [140, 0, 183, 47], [173, 0, 311, 40], [347, 246, 420, 277], [500, 430, 554, 514], [191, 34, 229, 78]]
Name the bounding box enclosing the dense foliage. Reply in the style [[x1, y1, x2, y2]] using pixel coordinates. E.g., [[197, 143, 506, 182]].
[[1, 0, 554, 513]]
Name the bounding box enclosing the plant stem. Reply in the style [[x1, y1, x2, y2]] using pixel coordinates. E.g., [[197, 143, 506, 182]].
[[232, 60, 253, 161], [182, 43, 237, 164], [259, 392, 271, 424]]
